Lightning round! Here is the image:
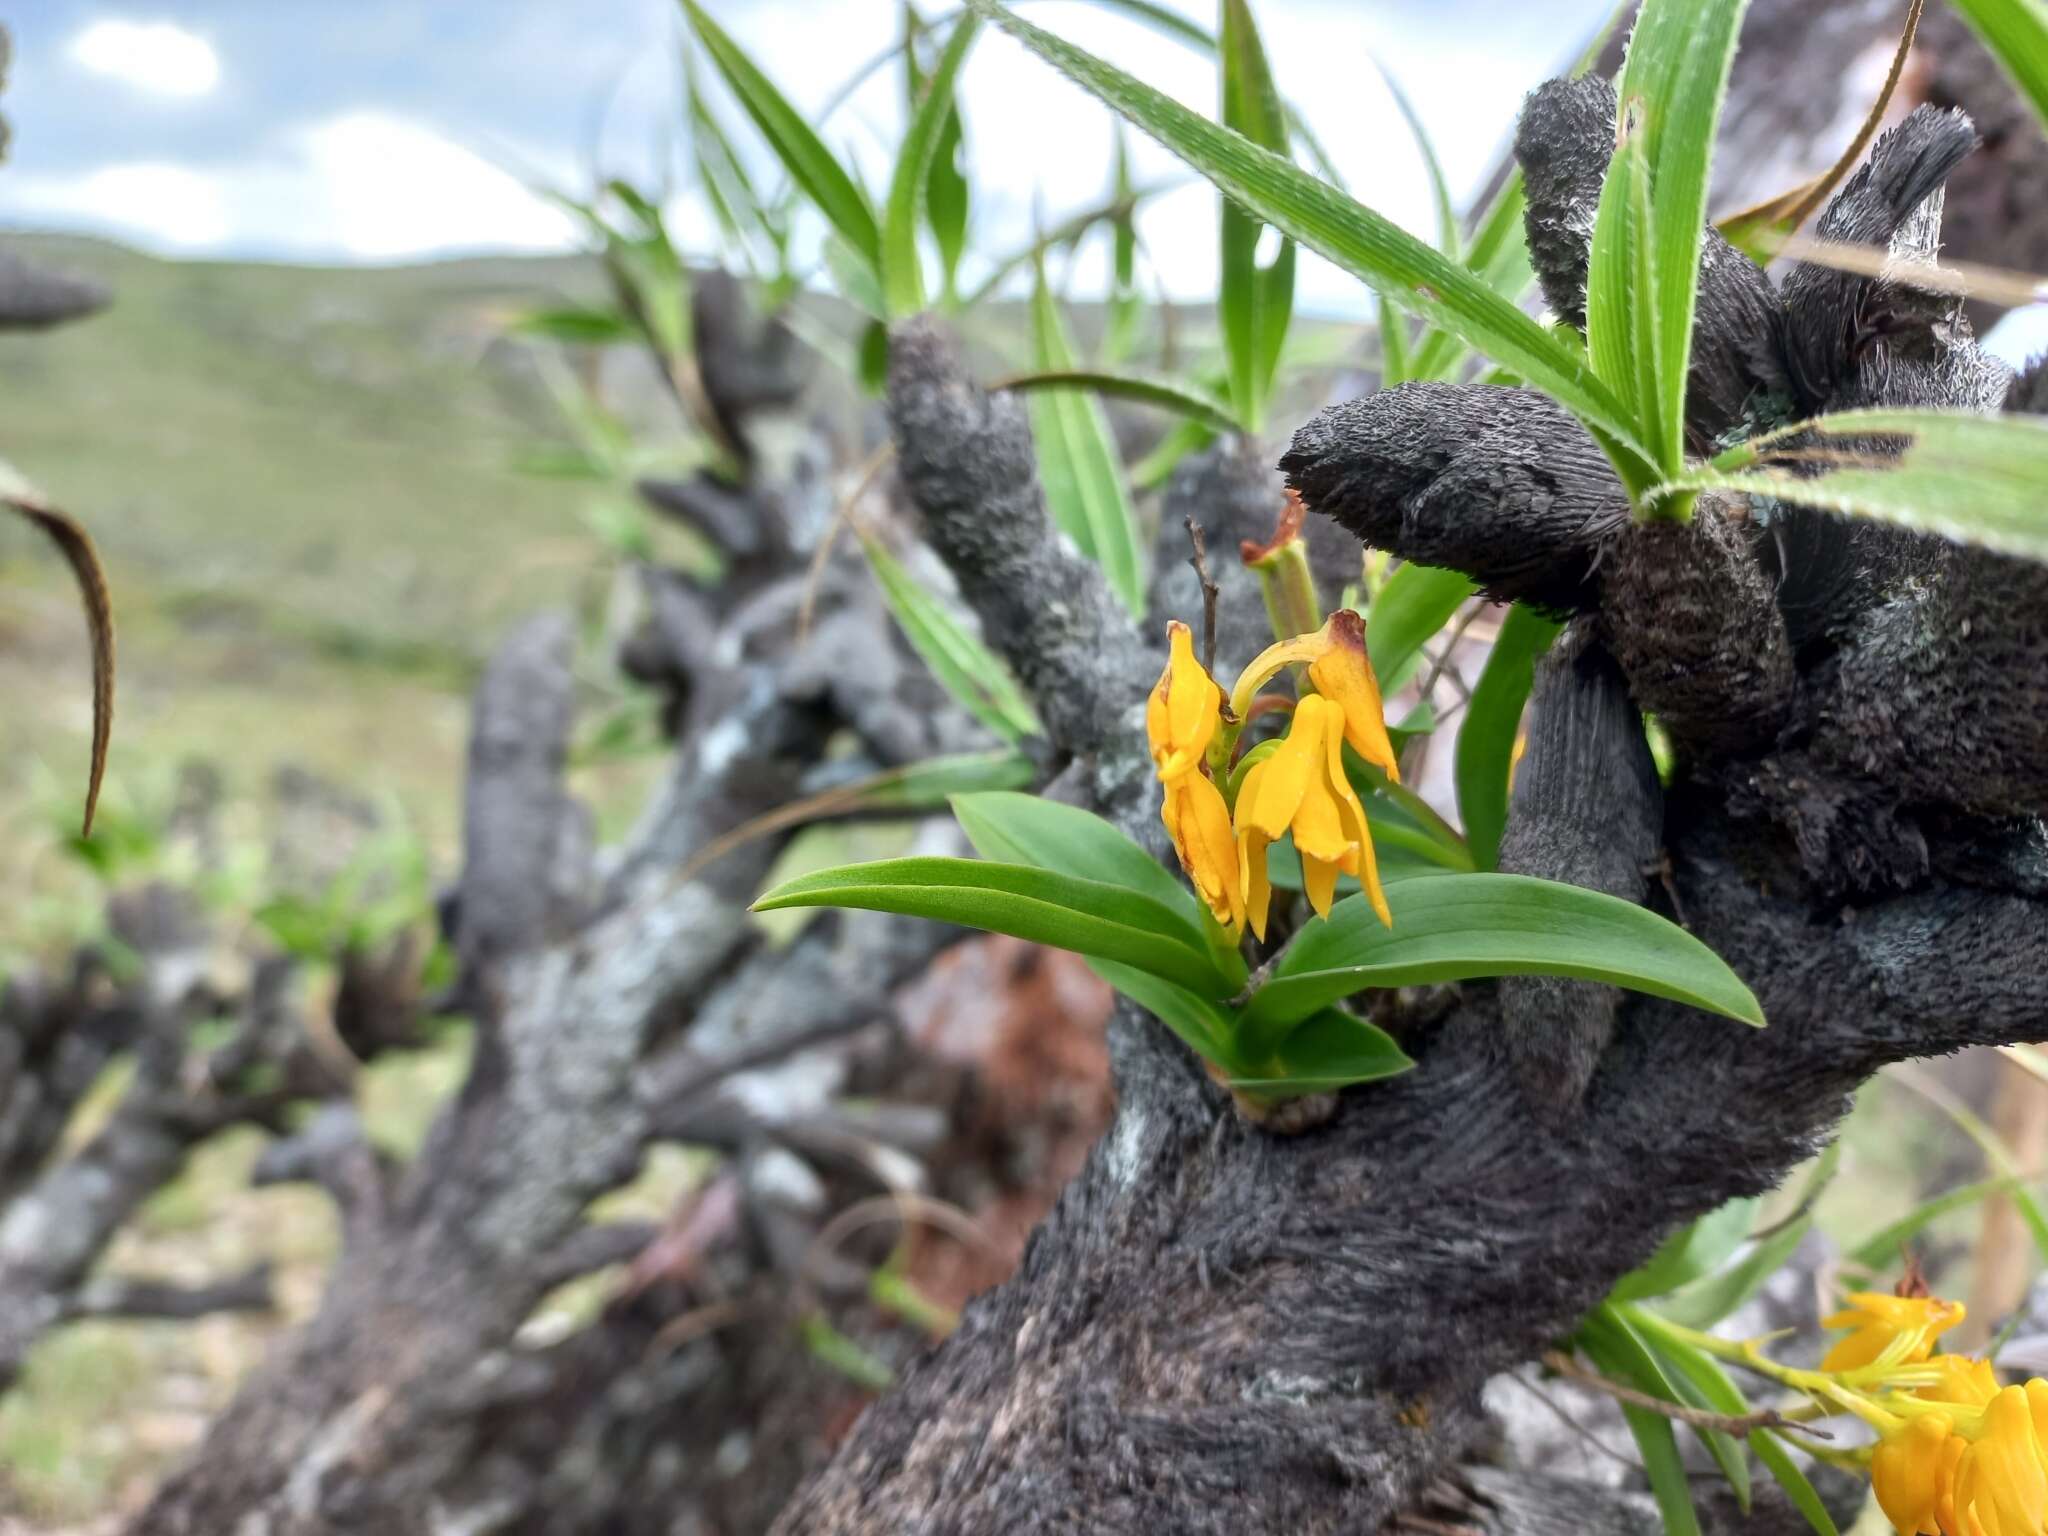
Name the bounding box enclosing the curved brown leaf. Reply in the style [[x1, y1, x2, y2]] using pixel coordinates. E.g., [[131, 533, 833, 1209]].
[[2, 469, 114, 834]]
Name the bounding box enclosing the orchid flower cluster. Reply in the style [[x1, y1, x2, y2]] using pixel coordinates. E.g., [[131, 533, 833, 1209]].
[[1682, 1289, 2048, 1536], [1145, 607, 1401, 942]]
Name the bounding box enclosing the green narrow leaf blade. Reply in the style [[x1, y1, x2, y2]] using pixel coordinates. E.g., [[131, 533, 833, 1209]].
[[1409, 172, 1533, 383], [753, 856, 1233, 995], [680, 0, 881, 268], [1366, 561, 1475, 685], [1752, 1431, 1841, 1536], [1000, 368, 1240, 432], [1674, 407, 2048, 562], [1845, 1176, 2022, 1272], [1247, 872, 1766, 1032], [1219, 0, 1290, 430], [859, 533, 1041, 741], [1027, 265, 1147, 612], [1610, 1196, 1762, 1303], [1630, 1319, 1754, 1510], [1577, 1306, 1704, 1536], [883, 13, 979, 317], [1653, 1214, 1814, 1330], [1377, 290, 1411, 388], [1946, 0, 2048, 130], [966, 0, 1658, 480], [1456, 604, 1561, 872], [1615, 0, 1751, 472]]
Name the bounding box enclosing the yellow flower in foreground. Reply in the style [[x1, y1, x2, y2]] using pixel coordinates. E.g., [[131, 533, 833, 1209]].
[[1824, 1292, 1967, 1373], [1235, 694, 1388, 936], [1862, 1354, 2048, 1536], [1231, 610, 1401, 783], [1873, 1412, 1956, 1536], [1147, 622, 1241, 931], [1952, 1385, 2048, 1536]]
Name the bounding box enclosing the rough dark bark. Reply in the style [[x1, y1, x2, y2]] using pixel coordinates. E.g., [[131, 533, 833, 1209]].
[[767, 71, 2048, 1536]]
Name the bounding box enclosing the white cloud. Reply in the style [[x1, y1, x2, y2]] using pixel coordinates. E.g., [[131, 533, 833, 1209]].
[[294, 112, 575, 259], [7, 162, 228, 248], [69, 19, 221, 99], [1, 113, 575, 262]]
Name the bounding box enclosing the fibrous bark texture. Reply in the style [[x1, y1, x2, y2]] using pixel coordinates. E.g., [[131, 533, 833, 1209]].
[[769, 62, 2048, 1536]]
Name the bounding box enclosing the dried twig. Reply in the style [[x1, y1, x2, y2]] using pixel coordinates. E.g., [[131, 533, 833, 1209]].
[[1540, 1351, 1830, 1440], [1717, 0, 1926, 241], [1184, 514, 1220, 673]]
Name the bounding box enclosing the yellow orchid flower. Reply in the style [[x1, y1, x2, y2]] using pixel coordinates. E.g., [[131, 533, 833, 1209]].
[[1873, 1412, 1956, 1536], [1234, 693, 1389, 936], [1146, 622, 1242, 931], [1147, 621, 1222, 782], [1162, 770, 1244, 932], [1952, 1385, 2048, 1536], [1231, 609, 1401, 784], [1824, 1292, 1966, 1373]]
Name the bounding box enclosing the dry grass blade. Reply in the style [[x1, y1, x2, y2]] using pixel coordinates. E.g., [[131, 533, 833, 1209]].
[[1718, 0, 1926, 242], [1765, 233, 2048, 309], [1, 470, 114, 834]]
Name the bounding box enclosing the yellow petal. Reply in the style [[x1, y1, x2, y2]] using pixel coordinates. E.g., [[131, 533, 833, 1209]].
[[1242, 695, 1326, 840], [1307, 609, 1401, 783], [1150, 621, 1221, 781], [1975, 1387, 2047, 1536], [1240, 820, 1273, 941], [1874, 1415, 1954, 1536], [1937, 1428, 1970, 1536], [1823, 1293, 1964, 1373], [1355, 811, 1392, 928], [1302, 851, 1340, 918], [1324, 705, 1391, 928], [1164, 773, 1242, 932], [1146, 660, 1172, 765], [1285, 699, 1359, 866], [1167, 623, 1218, 753], [1228, 630, 1323, 721]]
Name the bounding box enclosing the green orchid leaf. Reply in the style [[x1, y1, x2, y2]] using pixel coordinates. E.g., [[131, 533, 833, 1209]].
[[753, 856, 1235, 997], [1230, 1005, 1414, 1093], [999, 368, 1241, 433], [1027, 261, 1147, 613], [1366, 560, 1474, 688], [1454, 604, 1561, 872], [950, 789, 1196, 921], [963, 0, 1658, 483], [1675, 407, 2048, 564], [859, 534, 1041, 742], [1577, 1305, 1704, 1536], [1610, 1196, 1763, 1303], [883, 13, 979, 316], [1652, 1214, 1813, 1330], [680, 0, 880, 271], [1247, 873, 1765, 1033], [1946, 0, 2048, 130]]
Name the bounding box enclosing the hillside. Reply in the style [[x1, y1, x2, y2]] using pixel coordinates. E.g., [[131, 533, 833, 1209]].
[[0, 234, 661, 950]]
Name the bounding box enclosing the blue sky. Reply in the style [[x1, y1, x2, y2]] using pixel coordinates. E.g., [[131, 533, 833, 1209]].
[[0, 1, 1622, 312]]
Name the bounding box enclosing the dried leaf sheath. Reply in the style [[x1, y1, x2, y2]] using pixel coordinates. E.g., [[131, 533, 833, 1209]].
[[3, 485, 114, 833]]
